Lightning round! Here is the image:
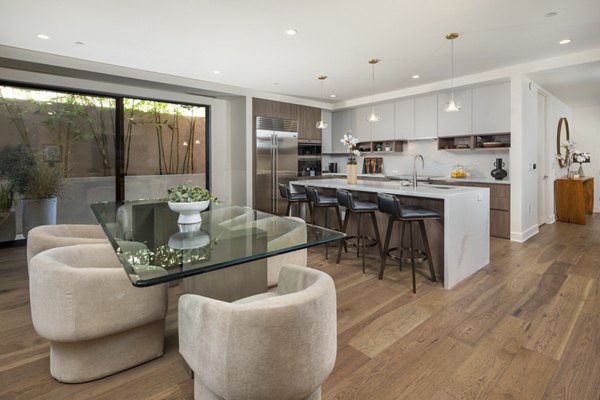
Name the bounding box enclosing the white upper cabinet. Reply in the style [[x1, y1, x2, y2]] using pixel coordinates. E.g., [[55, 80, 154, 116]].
[[472, 82, 510, 134], [437, 88, 472, 137], [353, 105, 373, 142], [394, 98, 415, 139], [321, 110, 333, 153], [332, 109, 354, 153], [414, 95, 438, 139], [371, 102, 395, 141]]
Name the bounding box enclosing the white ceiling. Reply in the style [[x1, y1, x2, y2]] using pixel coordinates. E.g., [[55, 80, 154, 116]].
[[1, 0, 599, 104]]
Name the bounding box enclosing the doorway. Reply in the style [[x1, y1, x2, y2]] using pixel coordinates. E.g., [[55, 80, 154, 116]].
[[537, 92, 548, 226]]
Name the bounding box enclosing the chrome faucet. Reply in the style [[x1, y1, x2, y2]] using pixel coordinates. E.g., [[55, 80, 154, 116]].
[[412, 154, 424, 189]]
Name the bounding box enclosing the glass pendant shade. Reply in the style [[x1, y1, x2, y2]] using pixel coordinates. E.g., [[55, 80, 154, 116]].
[[443, 95, 461, 112], [367, 110, 380, 122], [368, 59, 380, 123], [316, 75, 328, 129], [443, 33, 461, 113]]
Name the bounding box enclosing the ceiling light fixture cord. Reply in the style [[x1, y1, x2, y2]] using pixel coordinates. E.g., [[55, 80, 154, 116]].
[[450, 37, 455, 100]]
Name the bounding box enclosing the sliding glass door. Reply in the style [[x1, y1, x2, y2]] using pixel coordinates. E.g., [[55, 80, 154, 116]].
[[0, 84, 209, 241]]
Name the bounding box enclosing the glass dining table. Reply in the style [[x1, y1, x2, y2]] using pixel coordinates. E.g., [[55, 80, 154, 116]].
[[90, 200, 344, 301]]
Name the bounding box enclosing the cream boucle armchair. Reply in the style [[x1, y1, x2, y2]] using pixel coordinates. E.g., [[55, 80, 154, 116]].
[[29, 243, 168, 383], [26, 224, 108, 265], [179, 264, 337, 400]]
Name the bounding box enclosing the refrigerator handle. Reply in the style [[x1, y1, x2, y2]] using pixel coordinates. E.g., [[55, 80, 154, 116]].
[[273, 133, 278, 213]]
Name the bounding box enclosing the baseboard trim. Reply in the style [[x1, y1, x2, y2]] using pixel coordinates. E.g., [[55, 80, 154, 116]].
[[510, 224, 540, 243]]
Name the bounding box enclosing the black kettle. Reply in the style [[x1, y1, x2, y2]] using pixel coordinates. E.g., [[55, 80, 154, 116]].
[[491, 158, 508, 180]]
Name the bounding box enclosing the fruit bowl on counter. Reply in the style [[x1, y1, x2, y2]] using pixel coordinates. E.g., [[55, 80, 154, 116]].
[[450, 164, 467, 178]]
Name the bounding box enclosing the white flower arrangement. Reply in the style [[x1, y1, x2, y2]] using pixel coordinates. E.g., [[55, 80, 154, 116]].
[[341, 132, 361, 165], [572, 150, 591, 164], [556, 140, 576, 170]]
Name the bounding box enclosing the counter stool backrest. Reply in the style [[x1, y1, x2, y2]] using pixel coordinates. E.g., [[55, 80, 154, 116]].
[[278, 183, 290, 199], [377, 193, 398, 216], [305, 186, 321, 204], [336, 189, 355, 210]]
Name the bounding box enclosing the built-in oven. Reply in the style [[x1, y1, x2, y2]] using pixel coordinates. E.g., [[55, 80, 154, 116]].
[[298, 158, 322, 177], [298, 139, 322, 156]]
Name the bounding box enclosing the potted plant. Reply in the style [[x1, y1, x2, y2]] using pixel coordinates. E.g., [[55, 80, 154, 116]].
[[0, 145, 64, 237], [0, 183, 15, 241], [167, 184, 218, 231]]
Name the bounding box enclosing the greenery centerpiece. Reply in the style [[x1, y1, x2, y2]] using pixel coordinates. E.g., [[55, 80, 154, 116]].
[[167, 184, 218, 231], [0, 145, 64, 236], [340, 132, 361, 184]]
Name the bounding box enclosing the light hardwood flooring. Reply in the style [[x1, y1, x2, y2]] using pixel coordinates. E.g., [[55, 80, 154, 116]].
[[1, 218, 600, 399]]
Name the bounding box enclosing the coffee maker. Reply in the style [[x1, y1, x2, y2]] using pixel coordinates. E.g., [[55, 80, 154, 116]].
[[328, 163, 338, 173]]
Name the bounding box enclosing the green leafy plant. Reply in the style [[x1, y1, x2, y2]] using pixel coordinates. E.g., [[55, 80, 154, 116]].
[[0, 145, 64, 199], [0, 184, 14, 213], [167, 184, 219, 203]]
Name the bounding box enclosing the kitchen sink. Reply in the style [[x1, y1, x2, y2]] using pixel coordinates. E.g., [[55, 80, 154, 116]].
[[425, 185, 456, 190]]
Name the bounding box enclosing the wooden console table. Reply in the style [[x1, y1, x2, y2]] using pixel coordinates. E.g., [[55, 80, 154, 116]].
[[554, 177, 594, 225]]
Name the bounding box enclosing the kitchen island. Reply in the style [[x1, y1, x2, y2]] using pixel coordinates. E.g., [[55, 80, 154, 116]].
[[290, 179, 490, 289]]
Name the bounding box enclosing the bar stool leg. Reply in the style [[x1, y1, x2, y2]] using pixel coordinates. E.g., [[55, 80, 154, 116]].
[[334, 206, 348, 253], [325, 209, 329, 260], [419, 220, 437, 283], [358, 213, 366, 273], [369, 211, 383, 256], [378, 217, 395, 280], [286, 201, 292, 217], [399, 222, 407, 271], [336, 210, 351, 264], [409, 221, 416, 294]]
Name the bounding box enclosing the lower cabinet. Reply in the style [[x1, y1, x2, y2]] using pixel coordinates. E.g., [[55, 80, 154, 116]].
[[431, 180, 511, 239]]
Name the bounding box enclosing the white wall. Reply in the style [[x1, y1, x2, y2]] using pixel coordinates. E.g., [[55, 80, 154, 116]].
[[572, 106, 600, 211]]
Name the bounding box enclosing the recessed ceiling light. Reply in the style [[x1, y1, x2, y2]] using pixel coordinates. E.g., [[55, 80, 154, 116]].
[[412, 74, 420, 79], [330, 94, 336, 98], [213, 70, 221, 74], [544, 12, 558, 18], [47, 112, 53, 115], [285, 29, 297, 36], [74, 41, 85, 46], [36, 34, 49, 40], [559, 39, 572, 45]]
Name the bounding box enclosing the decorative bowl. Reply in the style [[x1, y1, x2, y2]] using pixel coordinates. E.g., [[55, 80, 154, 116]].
[[168, 200, 210, 226]]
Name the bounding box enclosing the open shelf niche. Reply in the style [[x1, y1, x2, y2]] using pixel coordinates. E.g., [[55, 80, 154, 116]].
[[438, 132, 511, 151], [357, 140, 404, 154]]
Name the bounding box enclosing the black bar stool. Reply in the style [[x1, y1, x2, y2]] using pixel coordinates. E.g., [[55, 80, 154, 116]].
[[278, 183, 311, 220], [305, 186, 346, 259], [335, 189, 382, 273], [377, 193, 439, 294]]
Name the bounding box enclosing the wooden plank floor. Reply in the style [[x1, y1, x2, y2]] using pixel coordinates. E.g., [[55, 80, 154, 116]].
[[1, 218, 600, 399]]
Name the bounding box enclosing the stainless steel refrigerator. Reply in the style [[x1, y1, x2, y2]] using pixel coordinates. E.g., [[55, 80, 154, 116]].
[[255, 116, 298, 215]]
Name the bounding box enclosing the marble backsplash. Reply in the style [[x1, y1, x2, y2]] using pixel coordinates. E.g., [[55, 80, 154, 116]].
[[323, 140, 510, 180]]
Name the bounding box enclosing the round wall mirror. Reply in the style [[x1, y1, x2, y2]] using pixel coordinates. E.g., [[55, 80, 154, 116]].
[[556, 117, 570, 168]]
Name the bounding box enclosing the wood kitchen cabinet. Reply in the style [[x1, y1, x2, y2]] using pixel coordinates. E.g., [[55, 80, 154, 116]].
[[253, 98, 298, 120], [554, 177, 594, 225], [431, 180, 511, 239], [298, 106, 322, 140]]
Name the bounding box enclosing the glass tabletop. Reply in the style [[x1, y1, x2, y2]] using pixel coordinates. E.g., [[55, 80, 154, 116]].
[[90, 200, 345, 286]]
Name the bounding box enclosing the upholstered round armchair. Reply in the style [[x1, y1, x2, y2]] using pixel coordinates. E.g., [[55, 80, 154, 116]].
[[26, 224, 108, 265], [179, 264, 337, 400], [29, 243, 168, 383]]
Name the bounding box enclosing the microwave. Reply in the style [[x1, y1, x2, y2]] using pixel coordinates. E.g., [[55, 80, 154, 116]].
[[298, 140, 322, 156]]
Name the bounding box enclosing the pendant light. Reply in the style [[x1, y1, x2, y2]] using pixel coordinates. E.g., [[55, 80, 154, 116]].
[[315, 75, 328, 129], [443, 32, 461, 112], [367, 58, 380, 122]]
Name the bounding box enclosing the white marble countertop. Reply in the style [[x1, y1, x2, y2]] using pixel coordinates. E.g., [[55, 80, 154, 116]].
[[433, 177, 511, 185], [319, 173, 510, 185], [291, 178, 488, 200]]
